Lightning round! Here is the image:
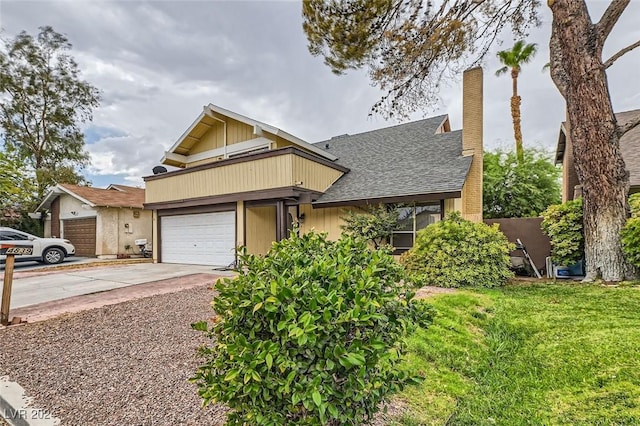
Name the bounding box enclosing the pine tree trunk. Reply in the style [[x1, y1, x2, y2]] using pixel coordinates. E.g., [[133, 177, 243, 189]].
[[549, 1, 636, 281]]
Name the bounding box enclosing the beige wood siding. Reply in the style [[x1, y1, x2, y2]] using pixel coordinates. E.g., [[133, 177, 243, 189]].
[[299, 205, 346, 241], [292, 155, 344, 193], [444, 198, 462, 216], [189, 117, 270, 156], [147, 155, 293, 203], [274, 136, 294, 149], [190, 123, 225, 154], [187, 157, 223, 168], [146, 153, 345, 204], [236, 201, 245, 247], [245, 205, 276, 255], [152, 210, 158, 262]]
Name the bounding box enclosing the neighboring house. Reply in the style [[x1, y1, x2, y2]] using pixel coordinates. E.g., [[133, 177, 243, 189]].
[[143, 67, 484, 267], [555, 109, 640, 201], [37, 184, 152, 258]]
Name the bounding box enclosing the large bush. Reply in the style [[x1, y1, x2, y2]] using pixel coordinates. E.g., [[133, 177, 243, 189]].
[[483, 148, 561, 219], [400, 212, 514, 288], [541, 198, 584, 266], [191, 231, 433, 425]]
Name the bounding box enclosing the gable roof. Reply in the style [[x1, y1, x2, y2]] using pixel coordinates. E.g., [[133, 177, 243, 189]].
[[37, 184, 146, 211], [312, 115, 473, 207], [555, 109, 640, 190], [163, 104, 337, 165]]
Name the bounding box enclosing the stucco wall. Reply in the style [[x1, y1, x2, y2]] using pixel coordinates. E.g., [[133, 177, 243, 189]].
[[96, 207, 153, 258], [58, 195, 98, 222]]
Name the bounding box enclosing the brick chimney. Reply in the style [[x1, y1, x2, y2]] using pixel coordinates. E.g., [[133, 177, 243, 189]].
[[460, 67, 483, 222]]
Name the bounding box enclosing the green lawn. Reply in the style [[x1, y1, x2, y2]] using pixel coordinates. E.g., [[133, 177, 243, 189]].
[[394, 282, 640, 425]]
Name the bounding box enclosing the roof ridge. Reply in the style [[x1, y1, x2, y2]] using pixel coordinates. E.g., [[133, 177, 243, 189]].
[[314, 114, 449, 145]]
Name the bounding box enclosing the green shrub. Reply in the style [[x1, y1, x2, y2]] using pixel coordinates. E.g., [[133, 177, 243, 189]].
[[341, 204, 399, 249], [191, 231, 434, 425], [629, 193, 640, 217], [621, 217, 640, 268], [399, 212, 514, 288], [622, 194, 640, 268], [540, 198, 584, 266]]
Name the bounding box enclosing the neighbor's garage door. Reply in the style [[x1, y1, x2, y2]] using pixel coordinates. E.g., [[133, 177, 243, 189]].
[[63, 217, 96, 257], [161, 211, 236, 266]]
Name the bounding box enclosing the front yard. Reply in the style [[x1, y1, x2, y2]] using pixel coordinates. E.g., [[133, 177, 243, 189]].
[[1, 280, 639, 425], [395, 282, 640, 425]]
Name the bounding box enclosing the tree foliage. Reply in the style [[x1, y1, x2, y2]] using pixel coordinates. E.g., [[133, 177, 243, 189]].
[[483, 148, 561, 219], [303, 0, 540, 118], [400, 212, 514, 288], [192, 231, 433, 425], [495, 40, 538, 76], [340, 204, 399, 248], [0, 26, 100, 202], [0, 150, 35, 225], [495, 40, 538, 162]]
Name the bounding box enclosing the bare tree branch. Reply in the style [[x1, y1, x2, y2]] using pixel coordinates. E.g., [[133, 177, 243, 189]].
[[604, 39, 640, 68], [619, 114, 640, 136], [596, 0, 630, 47]]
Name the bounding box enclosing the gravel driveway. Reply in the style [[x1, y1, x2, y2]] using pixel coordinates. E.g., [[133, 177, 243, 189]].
[[0, 284, 227, 425]]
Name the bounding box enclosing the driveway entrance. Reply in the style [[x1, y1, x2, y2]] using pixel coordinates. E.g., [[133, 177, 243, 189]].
[[1, 263, 230, 310]]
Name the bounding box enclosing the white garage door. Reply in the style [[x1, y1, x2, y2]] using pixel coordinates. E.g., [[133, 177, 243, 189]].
[[161, 211, 236, 266]]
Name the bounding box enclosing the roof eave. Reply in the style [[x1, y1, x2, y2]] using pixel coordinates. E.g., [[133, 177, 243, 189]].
[[35, 187, 62, 212], [164, 110, 207, 159], [206, 104, 338, 161], [555, 122, 567, 165], [35, 185, 97, 211], [312, 190, 462, 209]]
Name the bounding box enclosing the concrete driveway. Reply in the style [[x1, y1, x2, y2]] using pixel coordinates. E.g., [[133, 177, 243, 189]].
[[0, 256, 94, 272], [1, 263, 232, 310]]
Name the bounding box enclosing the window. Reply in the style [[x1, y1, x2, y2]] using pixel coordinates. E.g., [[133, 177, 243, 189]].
[[0, 230, 31, 241], [391, 204, 441, 253]]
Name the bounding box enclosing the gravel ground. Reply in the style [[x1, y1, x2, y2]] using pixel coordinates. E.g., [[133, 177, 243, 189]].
[[0, 283, 435, 425], [0, 284, 227, 425]]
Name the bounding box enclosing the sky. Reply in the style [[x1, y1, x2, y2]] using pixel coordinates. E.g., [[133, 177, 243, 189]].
[[0, 0, 639, 188]]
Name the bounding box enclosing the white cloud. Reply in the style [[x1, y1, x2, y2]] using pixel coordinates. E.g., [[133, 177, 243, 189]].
[[1, 0, 638, 186]]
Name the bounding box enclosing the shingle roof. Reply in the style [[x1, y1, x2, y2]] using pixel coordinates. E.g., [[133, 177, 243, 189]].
[[312, 115, 472, 206], [59, 184, 145, 208], [617, 109, 640, 189]]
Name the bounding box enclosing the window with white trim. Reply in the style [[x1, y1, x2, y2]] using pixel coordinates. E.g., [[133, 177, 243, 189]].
[[391, 203, 441, 253]]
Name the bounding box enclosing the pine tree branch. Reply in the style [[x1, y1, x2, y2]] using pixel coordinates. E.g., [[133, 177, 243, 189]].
[[604, 39, 640, 68], [596, 0, 630, 46], [619, 115, 640, 136]]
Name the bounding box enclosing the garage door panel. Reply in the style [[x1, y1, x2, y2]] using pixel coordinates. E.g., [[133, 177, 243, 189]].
[[63, 218, 96, 257], [161, 211, 235, 266]]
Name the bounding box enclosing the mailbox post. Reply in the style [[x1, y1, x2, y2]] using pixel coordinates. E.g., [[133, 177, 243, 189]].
[[1, 244, 32, 326]]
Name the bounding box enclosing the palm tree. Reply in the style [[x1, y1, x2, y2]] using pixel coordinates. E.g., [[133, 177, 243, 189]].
[[496, 41, 538, 163]]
